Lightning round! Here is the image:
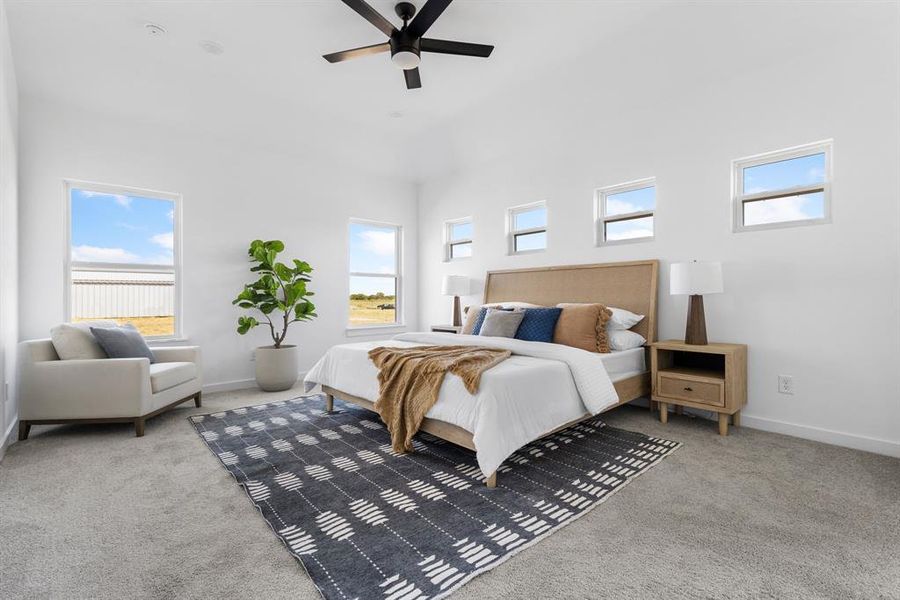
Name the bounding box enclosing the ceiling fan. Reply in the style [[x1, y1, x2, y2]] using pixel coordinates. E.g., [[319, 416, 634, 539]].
[[323, 0, 494, 90]]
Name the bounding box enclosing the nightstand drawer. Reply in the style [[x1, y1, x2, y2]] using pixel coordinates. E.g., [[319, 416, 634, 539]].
[[657, 373, 724, 407]]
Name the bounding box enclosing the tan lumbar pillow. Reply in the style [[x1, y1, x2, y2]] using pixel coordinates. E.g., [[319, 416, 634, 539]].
[[555, 304, 613, 353], [50, 320, 118, 360]]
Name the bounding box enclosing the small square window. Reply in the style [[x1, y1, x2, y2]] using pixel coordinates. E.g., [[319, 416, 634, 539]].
[[508, 202, 547, 254], [733, 141, 832, 232], [596, 179, 655, 245], [444, 218, 473, 261]]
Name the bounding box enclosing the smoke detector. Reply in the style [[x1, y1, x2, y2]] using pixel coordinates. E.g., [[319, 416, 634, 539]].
[[199, 40, 225, 56], [144, 23, 167, 37]]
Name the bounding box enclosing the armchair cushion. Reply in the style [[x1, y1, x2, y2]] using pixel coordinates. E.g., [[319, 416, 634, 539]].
[[149, 362, 198, 393], [50, 320, 117, 360]]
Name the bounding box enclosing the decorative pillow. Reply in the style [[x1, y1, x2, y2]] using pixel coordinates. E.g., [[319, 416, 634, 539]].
[[462, 302, 543, 335], [50, 320, 118, 360], [514, 307, 563, 343], [608, 329, 647, 351], [478, 308, 525, 338], [555, 304, 613, 353], [607, 307, 645, 331], [89, 324, 156, 363], [471, 305, 513, 335]]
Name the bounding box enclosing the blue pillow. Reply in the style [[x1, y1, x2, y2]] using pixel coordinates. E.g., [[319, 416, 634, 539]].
[[471, 306, 514, 335], [514, 308, 563, 343]]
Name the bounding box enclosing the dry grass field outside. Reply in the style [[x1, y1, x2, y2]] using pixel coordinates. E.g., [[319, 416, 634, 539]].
[[75, 316, 175, 337], [349, 296, 397, 327]]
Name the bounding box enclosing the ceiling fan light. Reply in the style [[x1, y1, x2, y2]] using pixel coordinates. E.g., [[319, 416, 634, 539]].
[[391, 50, 420, 70]]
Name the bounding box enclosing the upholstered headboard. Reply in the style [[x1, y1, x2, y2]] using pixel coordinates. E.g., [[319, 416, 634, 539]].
[[482, 260, 659, 343]]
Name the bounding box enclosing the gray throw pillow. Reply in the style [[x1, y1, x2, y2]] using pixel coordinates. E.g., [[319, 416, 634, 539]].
[[89, 324, 156, 363], [478, 308, 525, 338]]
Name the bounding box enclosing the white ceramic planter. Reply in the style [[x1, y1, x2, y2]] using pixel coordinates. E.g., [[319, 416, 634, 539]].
[[255, 345, 299, 392]]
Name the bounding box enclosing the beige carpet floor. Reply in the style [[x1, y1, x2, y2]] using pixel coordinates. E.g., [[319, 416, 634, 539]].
[[1, 387, 898, 600]]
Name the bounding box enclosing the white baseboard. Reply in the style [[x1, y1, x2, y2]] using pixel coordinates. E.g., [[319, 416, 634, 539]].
[[0, 415, 17, 462], [202, 371, 309, 395], [737, 414, 900, 458], [634, 399, 900, 458], [202, 379, 256, 394]]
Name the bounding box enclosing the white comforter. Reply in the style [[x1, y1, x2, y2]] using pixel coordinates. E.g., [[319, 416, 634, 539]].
[[303, 332, 620, 477]]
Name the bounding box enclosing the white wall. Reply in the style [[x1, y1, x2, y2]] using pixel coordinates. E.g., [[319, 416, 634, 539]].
[[0, 0, 19, 456], [416, 2, 900, 456], [18, 97, 418, 390]]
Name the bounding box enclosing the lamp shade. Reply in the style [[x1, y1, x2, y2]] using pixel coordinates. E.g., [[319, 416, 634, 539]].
[[441, 275, 471, 297], [670, 261, 723, 295]]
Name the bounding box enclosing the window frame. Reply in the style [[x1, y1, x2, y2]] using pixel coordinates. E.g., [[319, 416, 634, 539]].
[[347, 218, 403, 332], [63, 179, 183, 341], [595, 177, 656, 246], [444, 217, 473, 262], [732, 140, 833, 233], [507, 201, 548, 255]]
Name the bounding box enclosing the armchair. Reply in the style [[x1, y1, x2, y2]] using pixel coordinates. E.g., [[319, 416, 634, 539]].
[[17, 340, 202, 439]]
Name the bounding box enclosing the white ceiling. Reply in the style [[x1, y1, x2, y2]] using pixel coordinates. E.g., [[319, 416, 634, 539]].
[[5, 0, 662, 175]]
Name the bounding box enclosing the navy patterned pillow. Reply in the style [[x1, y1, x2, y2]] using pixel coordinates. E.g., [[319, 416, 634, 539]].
[[514, 307, 563, 343]]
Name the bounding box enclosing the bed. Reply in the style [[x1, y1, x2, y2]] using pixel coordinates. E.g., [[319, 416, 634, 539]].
[[305, 260, 659, 487]]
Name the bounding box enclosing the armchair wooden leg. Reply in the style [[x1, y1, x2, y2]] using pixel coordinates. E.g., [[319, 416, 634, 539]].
[[18, 421, 31, 441], [325, 394, 334, 413], [134, 418, 145, 437], [485, 473, 497, 488], [194, 392, 202, 408]]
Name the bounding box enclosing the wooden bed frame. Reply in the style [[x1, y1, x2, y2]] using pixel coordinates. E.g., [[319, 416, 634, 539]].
[[324, 259, 659, 488]]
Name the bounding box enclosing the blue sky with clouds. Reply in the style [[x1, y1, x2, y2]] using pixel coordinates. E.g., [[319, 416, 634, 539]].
[[70, 188, 174, 265], [349, 222, 397, 295]]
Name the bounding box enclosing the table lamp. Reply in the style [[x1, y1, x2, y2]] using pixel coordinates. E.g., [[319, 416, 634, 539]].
[[670, 261, 723, 345], [441, 275, 471, 327]]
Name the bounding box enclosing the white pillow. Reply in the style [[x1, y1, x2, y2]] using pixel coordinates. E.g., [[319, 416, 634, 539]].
[[607, 307, 645, 331], [50, 320, 117, 360], [608, 329, 647, 351]]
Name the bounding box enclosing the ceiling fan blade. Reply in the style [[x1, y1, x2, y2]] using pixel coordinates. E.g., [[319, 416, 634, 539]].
[[323, 42, 390, 63], [404, 67, 422, 89], [407, 0, 452, 38], [420, 38, 494, 57], [340, 0, 397, 37]]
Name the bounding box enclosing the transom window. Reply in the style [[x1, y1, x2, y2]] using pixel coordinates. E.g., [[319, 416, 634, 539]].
[[508, 202, 547, 254], [596, 178, 656, 245], [733, 140, 832, 232], [348, 220, 401, 328], [66, 181, 181, 339], [445, 218, 473, 260]]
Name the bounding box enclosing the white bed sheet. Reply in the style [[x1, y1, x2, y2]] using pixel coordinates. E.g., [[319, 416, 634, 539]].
[[304, 334, 645, 477]]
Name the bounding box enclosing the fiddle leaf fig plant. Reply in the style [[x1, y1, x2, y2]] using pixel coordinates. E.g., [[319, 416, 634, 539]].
[[233, 240, 317, 348]]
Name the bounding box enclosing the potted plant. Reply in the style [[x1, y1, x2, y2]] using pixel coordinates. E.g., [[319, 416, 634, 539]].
[[233, 240, 317, 391]]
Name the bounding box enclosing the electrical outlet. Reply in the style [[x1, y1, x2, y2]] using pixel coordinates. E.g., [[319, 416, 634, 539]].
[[778, 375, 794, 395]]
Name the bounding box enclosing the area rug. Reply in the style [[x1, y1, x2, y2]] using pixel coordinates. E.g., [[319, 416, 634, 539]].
[[191, 395, 681, 600]]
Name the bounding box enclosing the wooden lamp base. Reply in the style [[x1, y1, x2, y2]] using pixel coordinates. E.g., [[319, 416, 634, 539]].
[[452, 295, 462, 327], [684, 294, 708, 345]]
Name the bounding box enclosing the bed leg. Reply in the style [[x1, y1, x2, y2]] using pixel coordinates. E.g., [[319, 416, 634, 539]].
[[325, 394, 333, 413], [485, 473, 497, 488]]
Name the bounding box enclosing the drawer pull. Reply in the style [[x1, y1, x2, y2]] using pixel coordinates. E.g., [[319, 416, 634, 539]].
[[683, 386, 693, 392]]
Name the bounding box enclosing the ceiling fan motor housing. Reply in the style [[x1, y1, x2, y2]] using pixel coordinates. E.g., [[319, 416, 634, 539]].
[[390, 33, 420, 69]]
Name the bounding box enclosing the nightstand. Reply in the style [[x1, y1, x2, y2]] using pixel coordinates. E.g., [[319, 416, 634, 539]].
[[431, 324, 461, 334], [650, 340, 747, 436]]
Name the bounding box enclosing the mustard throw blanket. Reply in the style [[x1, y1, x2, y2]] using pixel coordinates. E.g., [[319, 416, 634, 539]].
[[368, 345, 511, 453]]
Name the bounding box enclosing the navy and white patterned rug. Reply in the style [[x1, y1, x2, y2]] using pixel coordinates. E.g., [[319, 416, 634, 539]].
[[191, 395, 680, 600]]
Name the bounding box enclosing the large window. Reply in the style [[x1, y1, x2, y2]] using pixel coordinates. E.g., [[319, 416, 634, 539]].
[[66, 181, 181, 339], [508, 202, 547, 254], [733, 140, 832, 232], [596, 178, 656, 245], [445, 217, 473, 261], [349, 220, 401, 328]]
